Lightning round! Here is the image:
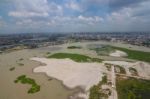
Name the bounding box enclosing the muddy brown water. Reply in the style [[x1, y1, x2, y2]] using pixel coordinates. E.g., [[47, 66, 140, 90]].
[[0, 49, 76, 99]]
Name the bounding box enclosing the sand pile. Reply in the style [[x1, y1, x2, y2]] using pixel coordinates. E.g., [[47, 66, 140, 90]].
[[31, 57, 106, 98]]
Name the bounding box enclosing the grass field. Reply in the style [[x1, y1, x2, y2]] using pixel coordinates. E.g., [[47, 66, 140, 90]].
[[90, 45, 115, 56], [67, 46, 82, 49], [89, 75, 109, 99], [90, 44, 150, 62], [14, 75, 40, 94], [48, 53, 102, 62], [111, 46, 150, 62], [116, 77, 150, 99]]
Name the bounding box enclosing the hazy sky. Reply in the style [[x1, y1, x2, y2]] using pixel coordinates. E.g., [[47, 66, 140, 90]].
[[0, 0, 150, 33]]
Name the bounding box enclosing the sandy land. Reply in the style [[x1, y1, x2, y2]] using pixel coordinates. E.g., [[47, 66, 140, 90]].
[[31, 58, 106, 90], [109, 50, 127, 57], [31, 57, 107, 98], [103, 61, 150, 79]]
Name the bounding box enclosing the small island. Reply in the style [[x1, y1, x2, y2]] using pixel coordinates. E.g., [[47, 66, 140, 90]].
[[67, 46, 82, 49], [14, 75, 40, 94]]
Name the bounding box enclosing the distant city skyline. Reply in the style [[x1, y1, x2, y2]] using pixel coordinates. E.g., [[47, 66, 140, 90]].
[[0, 0, 150, 33]]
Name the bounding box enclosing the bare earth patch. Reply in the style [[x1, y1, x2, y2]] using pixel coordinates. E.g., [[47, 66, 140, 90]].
[[31, 57, 107, 99], [109, 50, 127, 57], [103, 61, 150, 79]]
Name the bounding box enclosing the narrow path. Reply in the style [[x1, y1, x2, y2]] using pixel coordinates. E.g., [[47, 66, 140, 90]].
[[116, 73, 150, 80], [111, 65, 116, 88], [108, 65, 118, 99]]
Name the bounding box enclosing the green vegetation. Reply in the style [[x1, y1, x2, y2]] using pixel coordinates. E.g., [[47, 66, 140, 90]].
[[48, 78, 53, 81], [19, 58, 24, 61], [14, 75, 40, 94], [89, 84, 110, 99], [142, 41, 150, 47], [67, 46, 82, 49], [101, 75, 107, 84], [115, 65, 126, 74], [91, 45, 150, 62], [129, 67, 138, 76], [46, 52, 51, 55], [104, 63, 112, 71], [17, 63, 24, 66], [90, 45, 115, 56], [48, 53, 102, 62], [116, 77, 150, 99], [111, 46, 150, 62], [89, 75, 110, 99], [9, 67, 15, 71], [91, 58, 103, 63]]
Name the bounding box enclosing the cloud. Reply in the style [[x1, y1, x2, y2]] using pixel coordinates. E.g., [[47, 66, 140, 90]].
[[108, 0, 150, 22], [52, 15, 103, 26], [82, 0, 108, 4], [15, 15, 103, 26], [108, 0, 148, 10], [16, 19, 33, 25], [48, 2, 63, 15], [65, 0, 82, 12], [8, 0, 63, 18], [0, 16, 6, 27], [78, 15, 103, 23], [0, 0, 150, 33], [104, 0, 150, 31], [9, 11, 49, 18], [81, 0, 148, 12], [85, 0, 148, 7]]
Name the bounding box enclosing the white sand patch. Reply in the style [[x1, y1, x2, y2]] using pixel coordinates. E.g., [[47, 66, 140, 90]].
[[103, 61, 132, 66], [103, 61, 150, 79], [109, 50, 127, 57], [104, 61, 132, 75], [31, 57, 106, 92], [133, 62, 150, 79]]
